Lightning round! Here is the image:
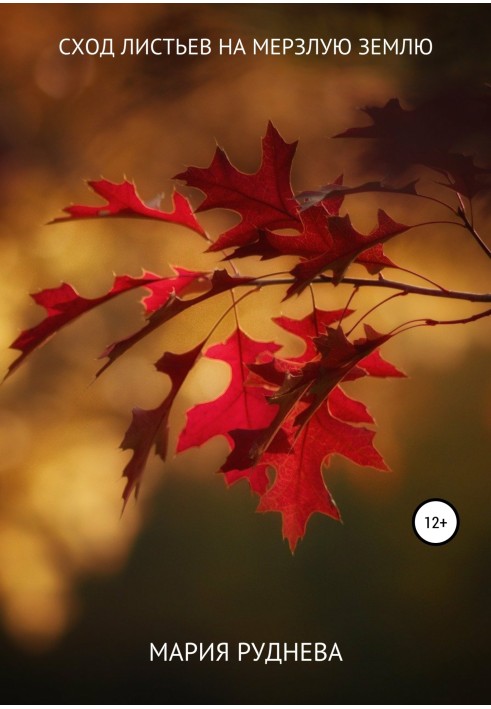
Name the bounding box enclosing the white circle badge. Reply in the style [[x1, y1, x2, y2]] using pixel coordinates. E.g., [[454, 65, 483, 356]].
[[412, 499, 460, 545]]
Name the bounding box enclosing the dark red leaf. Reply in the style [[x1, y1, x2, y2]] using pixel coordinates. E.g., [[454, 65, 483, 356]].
[[334, 98, 412, 141], [437, 154, 491, 199], [287, 209, 409, 295], [266, 204, 337, 258], [220, 231, 283, 262], [174, 122, 300, 251], [121, 342, 204, 505], [221, 426, 290, 476], [334, 95, 491, 198], [274, 324, 395, 434], [273, 307, 353, 362], [355, 243, 398, 274]]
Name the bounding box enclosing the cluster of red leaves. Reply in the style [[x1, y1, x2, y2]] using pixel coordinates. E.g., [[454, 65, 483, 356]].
[[7, 96, 491, 550], [178, 316, 404, 550]]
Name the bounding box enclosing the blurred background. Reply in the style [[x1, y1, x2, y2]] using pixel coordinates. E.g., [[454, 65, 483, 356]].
[[0, 3, 490, 703]]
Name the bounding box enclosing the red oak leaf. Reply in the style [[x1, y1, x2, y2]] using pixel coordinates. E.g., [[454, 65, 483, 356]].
[[224, 203, 401, 274], [222, 186, 344, 263], [221, 426, 290, 479], [273, 307, 353, 362], [355, 243, 398, 274], [142, 267, 209, 313], [334, 95, 491, 197], [290, 324, 396, 428], [222, 324, 398, 551], [327, 386, 374, 424], [258, 419, 341, 553], [121, 342, 204, 505], [219, 175, 344, 261], [177, 328, 281, 454], [51, 179, 206, 237], [274, 326, 397, 463], [177, 329, 284, 496], [257, 399, 388, 552], [221, 324, 396, 479], [223, 464, 271, 496], [6, 271, 163, 378], [357, 349, 406, 378], [222, 385, 379, 493], [266, 204, 338, 258], [437, 154, 491, 199], [273, 307, 405, 421], [174, 122, 300, 251], [273, 308, 405, 383], [287, 209, 409, 295]]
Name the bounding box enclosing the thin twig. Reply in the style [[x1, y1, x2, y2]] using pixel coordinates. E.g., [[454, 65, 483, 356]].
[[458, 207, 491, 259]]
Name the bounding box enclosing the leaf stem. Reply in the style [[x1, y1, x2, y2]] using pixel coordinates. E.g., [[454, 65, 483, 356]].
[[346, 291, 406, 337], [338, 285, 359, 331]]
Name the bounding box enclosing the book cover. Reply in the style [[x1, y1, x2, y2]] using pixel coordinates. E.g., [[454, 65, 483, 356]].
[[0, 4, 490, 704]]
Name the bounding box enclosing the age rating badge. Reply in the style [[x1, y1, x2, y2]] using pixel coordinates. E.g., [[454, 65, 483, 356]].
[[412, 499, 460, 545]]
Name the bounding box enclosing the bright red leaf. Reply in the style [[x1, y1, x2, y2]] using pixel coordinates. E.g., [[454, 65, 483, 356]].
[[222, 324, 397, 476], [221, 318, 402, 550], [357, 349, 406, 379], [51, 179, 206, 237], [7, 271, 162, 378], [177, 328, 281, 454], [177, 329, 284, 496], [257, 399, 388, 552], [257, 418, 342, 553], [327, 386, 374, 424], [142, 267, 210, 313]]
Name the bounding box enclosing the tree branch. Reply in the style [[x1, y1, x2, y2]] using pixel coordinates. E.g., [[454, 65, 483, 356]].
[[248, 274, 491, 303]]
